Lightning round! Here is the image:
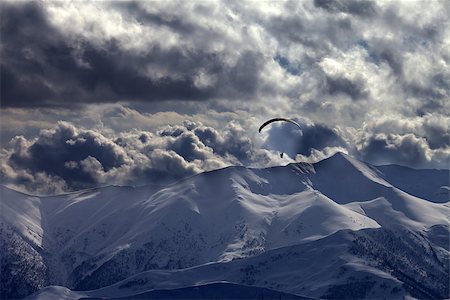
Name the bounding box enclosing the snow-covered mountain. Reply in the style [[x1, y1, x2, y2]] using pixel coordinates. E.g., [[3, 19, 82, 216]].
[[1, 152, 449, 299]]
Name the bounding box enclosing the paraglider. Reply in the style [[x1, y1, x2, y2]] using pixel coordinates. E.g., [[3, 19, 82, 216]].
[[259, 118, 303, 158]]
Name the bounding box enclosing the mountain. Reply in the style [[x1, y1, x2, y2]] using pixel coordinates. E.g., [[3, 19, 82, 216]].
[[2, 152, 449, 299], [376, 164, 449, 203], [89, 282, 312, 300], [26, 282, 312, 300]]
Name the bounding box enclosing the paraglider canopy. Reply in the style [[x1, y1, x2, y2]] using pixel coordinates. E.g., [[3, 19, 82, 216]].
[[258, 118, 303, 135]]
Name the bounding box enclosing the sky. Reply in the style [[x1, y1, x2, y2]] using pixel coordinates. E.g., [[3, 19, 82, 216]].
[[0, 0, 449, 195]]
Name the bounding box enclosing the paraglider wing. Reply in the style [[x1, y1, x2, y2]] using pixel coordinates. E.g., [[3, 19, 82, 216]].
[[258, 118, 303, 135]]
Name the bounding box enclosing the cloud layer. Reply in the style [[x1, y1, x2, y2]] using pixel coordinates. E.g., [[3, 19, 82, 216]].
[[2, 1, 448, 112], [1, 119, 286, 194], [1, 108, 448, 195], [1, 1, 268, 106], [1, 1, 449, 193]]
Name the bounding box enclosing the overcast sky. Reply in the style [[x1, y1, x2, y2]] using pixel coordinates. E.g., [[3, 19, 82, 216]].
[[1, 0, 449, 194]]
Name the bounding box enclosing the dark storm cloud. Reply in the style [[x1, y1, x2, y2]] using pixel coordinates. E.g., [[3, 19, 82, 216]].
[[193, 124, 254, 163], [70, 43, 216, 101], [263, 121, 346, 158], [423, 119, 450, 150], [325, 75, 369, 101], [1, 0, 447, 113], [132, 149, 200, 185], [415, 102, 446, 118], [0, 120, 273, 194], [0, 2, 265, 107], [138, 133, 151, 144], [351, 113, 449, 168], [314, 0, 378, 17], [357, 133, 431, 168], [378, 49, 403, 76], [158, 126, 186, 137], [113, 1, 199, 36], [267, 16, 307, 46], [0, 2, 59, 107], [266, 13, 354, 53], [166, 131, 210, 162], [160, 122, 255, 163], [8, 122, 129, 189]]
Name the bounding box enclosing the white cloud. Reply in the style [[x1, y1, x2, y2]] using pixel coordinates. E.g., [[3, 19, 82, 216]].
[[1, 0, 449, 192]]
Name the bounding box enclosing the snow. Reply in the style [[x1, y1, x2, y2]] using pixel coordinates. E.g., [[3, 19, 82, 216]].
[[0, 186, 43, 247], [24, 286, 85, 300], [2, 152, 449, 299]]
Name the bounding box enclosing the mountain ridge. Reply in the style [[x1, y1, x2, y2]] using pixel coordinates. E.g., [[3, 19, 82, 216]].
[[2, 151, 448, 199], [1, 152, 449, 299]]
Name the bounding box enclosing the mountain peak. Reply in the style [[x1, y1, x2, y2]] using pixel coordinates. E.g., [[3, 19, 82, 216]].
[[322, 151, 354, 163], [329, 151, 349, 158], [311, 152, 393, 203], [325, 153, 392, 187], [315, 151, 363, 170]]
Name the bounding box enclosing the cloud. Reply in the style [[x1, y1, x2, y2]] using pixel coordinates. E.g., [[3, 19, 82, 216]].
[[423, 116, 450, 150], [0, 120, 276, 194], [325, 75, 369, 101], [314, 0, 378, 17], [1, 111, 448, 195], [1, 0, 448, 122], [1, 0, 449, 187], [354, 114, 450, 168], [357, 133, 431, 168], [166, 131, 212, 162], [0, 1, 269, 107], [263, 120, 347, 158], [6, 122, 131, 190], [0, 2, 59, 107], [137, 149, 201, 184]]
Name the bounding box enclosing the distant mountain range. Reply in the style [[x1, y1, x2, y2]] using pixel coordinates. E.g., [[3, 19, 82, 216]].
[[1, 152, 449, 299]]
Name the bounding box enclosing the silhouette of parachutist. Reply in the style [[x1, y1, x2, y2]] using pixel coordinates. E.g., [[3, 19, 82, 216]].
[[259, 118, 302, 160]]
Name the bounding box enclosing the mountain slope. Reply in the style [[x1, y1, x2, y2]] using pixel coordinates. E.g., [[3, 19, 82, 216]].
[[28, 226, 449, 300], [27, 282, 312, 300], [2, 152, 449, 299], [110, 282, 310, 300], [377, 164, 450, 203]]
